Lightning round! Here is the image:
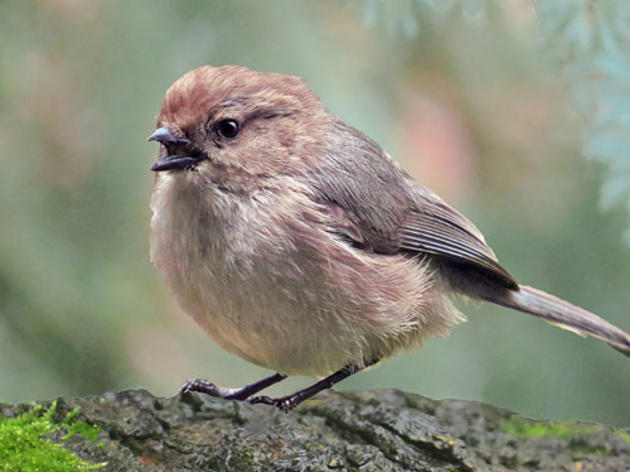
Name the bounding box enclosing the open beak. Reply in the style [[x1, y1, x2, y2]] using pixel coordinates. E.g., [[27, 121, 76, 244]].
[[147, 127, 190, 145], [148, 127, 199, 172], [150, 156, 199, 172]]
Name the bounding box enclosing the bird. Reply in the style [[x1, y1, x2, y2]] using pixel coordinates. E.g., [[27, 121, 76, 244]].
[[148, 65, 630, 413]]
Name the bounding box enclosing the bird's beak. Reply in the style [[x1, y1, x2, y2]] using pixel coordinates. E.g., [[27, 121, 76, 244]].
[[150, 156, 199, 172], [147, 127, 190, 145], [148, 127, 198, 172]]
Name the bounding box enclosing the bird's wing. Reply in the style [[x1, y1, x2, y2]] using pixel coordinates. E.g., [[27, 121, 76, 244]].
[[321, 190, 517, 289], [398, 197, 517, 288], [312, 120, 517, 289]]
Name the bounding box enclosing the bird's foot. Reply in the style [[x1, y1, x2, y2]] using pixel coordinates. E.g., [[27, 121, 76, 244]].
[[248, 395, 296, 413], [180, 373, 288, 401], [180, 379, 249, 400]]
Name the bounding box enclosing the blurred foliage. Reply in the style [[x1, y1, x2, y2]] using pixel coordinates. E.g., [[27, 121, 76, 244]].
[[539, 1, 630, 238], [1, 0, 629, 428], [363, 0, 630, 233]]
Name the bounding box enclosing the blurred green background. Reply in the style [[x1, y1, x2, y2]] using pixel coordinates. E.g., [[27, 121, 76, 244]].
[[2, 0, 630, 427]]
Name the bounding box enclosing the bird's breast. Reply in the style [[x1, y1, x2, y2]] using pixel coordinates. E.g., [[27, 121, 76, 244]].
[[149, 174, 348, 374], [149, 173, 463, 376]]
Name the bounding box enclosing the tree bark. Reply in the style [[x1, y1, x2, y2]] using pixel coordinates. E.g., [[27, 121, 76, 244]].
[[2, 389, 630, 471]]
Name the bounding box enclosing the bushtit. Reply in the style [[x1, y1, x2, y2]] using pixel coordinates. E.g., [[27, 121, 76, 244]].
[[149, 65, 630, 413]]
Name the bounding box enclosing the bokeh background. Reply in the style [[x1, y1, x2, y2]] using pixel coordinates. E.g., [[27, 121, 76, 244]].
[[2, 0, 630, 427]]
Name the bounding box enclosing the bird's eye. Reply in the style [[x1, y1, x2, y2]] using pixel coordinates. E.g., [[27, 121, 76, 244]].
[[215, 119, 240, 139]]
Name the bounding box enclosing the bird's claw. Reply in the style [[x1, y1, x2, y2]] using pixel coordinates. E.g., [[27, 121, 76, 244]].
[[248, 395, 294, 413], [180, 379, 220, 396]]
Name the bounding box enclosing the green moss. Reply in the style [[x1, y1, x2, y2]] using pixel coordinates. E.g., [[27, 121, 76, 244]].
[[503, 416, 630, 449], [617, 430, 630, 443], [501, 416, 602, 439], [570, 445, 609, 456], [0, 401, 106, 472], [60, 407, 101, 443]]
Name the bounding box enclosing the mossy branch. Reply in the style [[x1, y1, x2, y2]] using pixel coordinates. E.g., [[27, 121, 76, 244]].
[[2, 389, 629, 471]]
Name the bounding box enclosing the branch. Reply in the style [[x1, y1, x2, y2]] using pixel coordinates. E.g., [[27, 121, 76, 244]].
[[2, 389, 630, 471]]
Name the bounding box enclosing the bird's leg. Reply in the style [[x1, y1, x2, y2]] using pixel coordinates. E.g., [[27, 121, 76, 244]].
[[181, 372, 287, 401], [249, 359, 379, 413]]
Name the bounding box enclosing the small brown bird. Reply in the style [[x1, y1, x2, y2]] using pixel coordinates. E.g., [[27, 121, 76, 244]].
[[149, 65, 630, 413]]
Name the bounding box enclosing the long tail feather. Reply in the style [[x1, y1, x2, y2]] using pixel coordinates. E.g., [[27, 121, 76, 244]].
[[491, 285, 630, 357]]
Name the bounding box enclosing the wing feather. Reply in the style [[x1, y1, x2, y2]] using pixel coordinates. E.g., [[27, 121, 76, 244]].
[[400, 210, 517, 288], [311, 120, 517, 289]]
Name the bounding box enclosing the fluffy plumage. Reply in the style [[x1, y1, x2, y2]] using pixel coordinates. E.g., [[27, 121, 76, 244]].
[[150, 65, 630, 383]]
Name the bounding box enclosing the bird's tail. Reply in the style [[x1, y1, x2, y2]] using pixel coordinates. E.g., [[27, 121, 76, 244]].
[[490, 285, 630, 357]]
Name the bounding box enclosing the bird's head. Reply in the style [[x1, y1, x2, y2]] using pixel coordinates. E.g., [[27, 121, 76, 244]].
[[148, 65, 329, 183]]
